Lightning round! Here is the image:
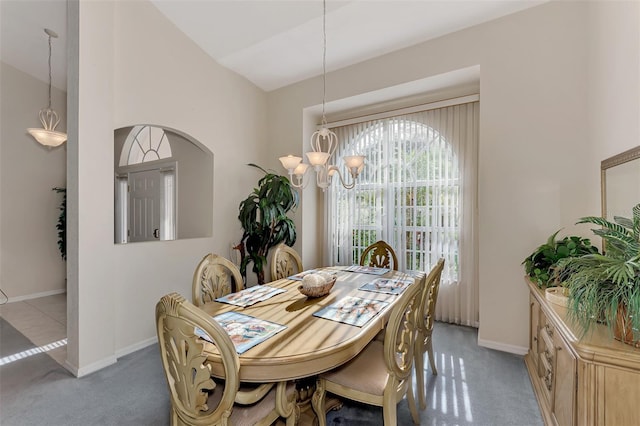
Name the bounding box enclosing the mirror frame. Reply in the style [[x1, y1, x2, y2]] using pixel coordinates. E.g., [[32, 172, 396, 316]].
[[601, 144, 640, 219]]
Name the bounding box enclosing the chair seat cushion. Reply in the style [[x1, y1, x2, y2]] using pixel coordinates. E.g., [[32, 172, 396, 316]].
[[320, 340, 388, 396], [207, 380, 295, 426], [229, 389, 277, 426]]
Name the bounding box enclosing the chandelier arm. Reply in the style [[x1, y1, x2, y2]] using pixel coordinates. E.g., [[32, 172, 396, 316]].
[[287, 166, 312, 189], [328, 166, 356, 190], [288, 173, 304, 189]]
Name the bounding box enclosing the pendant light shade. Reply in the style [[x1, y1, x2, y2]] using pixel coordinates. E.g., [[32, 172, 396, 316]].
[[27, 28, 67, 148]]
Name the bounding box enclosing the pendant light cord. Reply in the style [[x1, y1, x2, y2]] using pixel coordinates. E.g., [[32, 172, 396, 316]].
[[321, 0, 327, 127], [47, 32, 53, 110]]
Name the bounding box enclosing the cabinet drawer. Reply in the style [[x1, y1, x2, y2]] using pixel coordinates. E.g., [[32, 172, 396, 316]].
[[539, 351, 553, 404], [541, 321, 555, 342]]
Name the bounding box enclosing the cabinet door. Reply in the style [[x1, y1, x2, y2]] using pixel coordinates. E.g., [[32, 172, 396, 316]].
[[601, 367, 640, 426], [552, 332, 576, 426]]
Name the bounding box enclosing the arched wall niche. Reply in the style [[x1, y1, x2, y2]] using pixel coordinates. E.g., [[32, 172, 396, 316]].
[[113, 124, 213, 243]]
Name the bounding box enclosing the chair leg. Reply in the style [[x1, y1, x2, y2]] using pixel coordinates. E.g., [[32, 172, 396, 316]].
[[427, 338, 437, 375], [406, 376, 420, 425], [381, 396, 397, 426], [311, 379, 327, 426], [414, 339, 427, 410]]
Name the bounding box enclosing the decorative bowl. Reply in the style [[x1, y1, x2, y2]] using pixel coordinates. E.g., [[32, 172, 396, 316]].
[[298, 275, 337, 298], [545, 286, 568, 307]]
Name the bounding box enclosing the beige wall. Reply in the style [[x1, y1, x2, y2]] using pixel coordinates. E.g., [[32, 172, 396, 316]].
[[21, 0, 639, 374], [267, 1, 640, 353], [68, 0, 268, 375], [0, 62, 67, 300], [587, 2, 640, 169]]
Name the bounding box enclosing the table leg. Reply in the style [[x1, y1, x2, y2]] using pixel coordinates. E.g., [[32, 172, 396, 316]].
[[294, 377, 343, 426]]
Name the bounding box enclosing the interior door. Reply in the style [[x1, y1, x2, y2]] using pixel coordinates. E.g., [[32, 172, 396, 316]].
[[129, 169, 162, 242]]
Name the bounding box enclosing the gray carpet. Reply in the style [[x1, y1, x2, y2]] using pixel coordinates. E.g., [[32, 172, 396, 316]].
[[0, 318, 168, 426], [0, 319, 542, 425], [325, 323, 543, 426]]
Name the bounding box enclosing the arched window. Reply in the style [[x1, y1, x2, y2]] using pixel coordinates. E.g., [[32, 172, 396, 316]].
[[119, 125, 172, 166], [326, 100, 479, 326]]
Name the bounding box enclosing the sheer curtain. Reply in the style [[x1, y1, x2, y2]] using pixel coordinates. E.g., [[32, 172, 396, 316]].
[[325, 98, 479, 326]]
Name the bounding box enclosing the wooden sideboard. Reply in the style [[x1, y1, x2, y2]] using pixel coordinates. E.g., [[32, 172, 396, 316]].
[[525, 278, 640, 426]]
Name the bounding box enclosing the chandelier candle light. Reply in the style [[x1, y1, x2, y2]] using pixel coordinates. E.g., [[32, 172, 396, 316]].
[[279, 0, 365, 191], [27, 28, 67, 148]]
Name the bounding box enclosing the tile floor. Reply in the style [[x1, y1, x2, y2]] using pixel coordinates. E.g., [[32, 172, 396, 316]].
[[0, 293, 67, 366]]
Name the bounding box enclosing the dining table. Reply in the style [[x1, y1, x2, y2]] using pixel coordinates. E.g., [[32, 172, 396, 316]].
[[199, 266, 425, 383]]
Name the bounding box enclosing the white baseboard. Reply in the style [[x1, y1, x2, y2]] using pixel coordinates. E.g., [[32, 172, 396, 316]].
[[6, 289, 66, 303], [115, 336, 157, 359], [68, 355, 118, 378], [477, 338, 528, 356], [63, 360, 78, 376], [62, 337, 157, 377]]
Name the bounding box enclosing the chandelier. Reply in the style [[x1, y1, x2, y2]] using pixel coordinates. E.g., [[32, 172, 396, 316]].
[[27, 28, 67, 148], [279, 0, 365, 191]]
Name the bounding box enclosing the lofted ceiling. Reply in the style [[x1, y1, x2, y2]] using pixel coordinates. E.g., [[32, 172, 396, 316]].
[[1, 0, 546, 93]]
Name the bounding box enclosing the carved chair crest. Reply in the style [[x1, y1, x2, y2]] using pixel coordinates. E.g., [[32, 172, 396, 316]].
[[360, 240, 398, 271]]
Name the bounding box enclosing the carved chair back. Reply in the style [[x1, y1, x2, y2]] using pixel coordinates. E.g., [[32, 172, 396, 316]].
[[155, 292, 239, 425], [414, 258, 445, 409], [270, 243, 303, 281], [359, 240, 398, 271], [192, 254, 243, 307]]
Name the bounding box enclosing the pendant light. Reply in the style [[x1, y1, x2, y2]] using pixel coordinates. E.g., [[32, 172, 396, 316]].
[[279, 0, 365, 191], [27, 28, 67, 148]]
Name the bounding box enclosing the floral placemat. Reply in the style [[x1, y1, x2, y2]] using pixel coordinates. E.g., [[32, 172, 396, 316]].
[[343, 265, 390, 275], [215, 285, 285, 307], [313, 296, 389, 327], [359, 277, 413, 295], [196, 311, 286, 354]]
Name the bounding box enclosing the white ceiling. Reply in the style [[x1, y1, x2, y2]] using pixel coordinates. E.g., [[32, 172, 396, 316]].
[[1, 0, 546, 93]]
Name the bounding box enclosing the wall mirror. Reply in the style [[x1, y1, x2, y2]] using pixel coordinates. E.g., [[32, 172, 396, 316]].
[[114, 125, 213, 244], [601, 145, 640, 221]]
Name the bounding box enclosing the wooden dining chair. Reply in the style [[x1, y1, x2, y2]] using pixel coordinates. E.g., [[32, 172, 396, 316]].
[[192, 254, 244, 307], [270, 243, 303, 281], [359, 240, 398, 271], [311, 277, 423, 426], [414, 258, 445, 410], [155, 292, 298, 426]]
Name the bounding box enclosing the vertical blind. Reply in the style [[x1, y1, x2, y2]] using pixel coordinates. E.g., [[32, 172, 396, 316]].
[[325, 99, 479, 326]]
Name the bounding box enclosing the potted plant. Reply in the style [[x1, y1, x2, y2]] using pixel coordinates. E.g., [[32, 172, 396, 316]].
[[236, 164, 298, 284], [556, 204, 640, 346], [522, 230, 598, 288], [52, 187, 66, 260]]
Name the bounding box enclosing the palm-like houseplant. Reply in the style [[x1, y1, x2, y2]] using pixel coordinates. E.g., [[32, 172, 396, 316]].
[[236, 164, 298, 284], [556, 203, 640, 346]]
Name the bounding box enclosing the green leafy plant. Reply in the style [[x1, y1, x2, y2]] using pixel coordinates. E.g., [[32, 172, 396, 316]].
[[236, 164, 298, 284], [523, 230, 598, 288], [52, 187, 66, 260], [556, 204, 640, 342]]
